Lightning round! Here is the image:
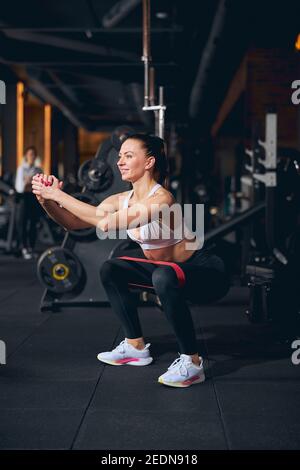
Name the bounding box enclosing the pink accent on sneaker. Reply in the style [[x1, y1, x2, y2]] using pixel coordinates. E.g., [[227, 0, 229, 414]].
[[182, 374, 202, 385], [116, 357, 140, 364]]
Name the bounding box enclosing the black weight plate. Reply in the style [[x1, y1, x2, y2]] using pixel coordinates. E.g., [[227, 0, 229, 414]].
[[37, 246, 82, 294], [78, 159, 113, 192], [78, 159, 91, 187], [90, 160, 113, 192]]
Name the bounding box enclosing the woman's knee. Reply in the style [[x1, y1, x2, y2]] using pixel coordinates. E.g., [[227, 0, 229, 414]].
[[151, 266, 179, 293]]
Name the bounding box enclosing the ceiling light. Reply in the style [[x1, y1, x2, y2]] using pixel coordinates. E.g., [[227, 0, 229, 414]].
[[156, 12, 168, 20]]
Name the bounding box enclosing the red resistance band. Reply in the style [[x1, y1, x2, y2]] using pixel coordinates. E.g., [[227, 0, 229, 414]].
[[116, 256, 186, 289]]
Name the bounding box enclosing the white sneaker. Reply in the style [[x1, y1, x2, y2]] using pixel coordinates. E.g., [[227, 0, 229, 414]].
[[158, 354, 206, 388], [22, 248, 32, 260], [97, 338, 153, 366]]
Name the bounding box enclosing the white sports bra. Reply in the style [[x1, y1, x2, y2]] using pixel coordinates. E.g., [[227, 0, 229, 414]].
[[123, 183, 184, 250]]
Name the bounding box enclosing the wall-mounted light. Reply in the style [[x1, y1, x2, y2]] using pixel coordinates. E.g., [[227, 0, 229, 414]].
[[295, 34, 300, 50], [44, 104, 51, 174], [16, 82, 24, 167], [156, 11, 168, 19]]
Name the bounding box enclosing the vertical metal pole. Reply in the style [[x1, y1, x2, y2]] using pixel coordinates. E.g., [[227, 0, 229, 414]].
[[158, 86, 165, 138], [149, 66, 155, 105], [141, 0, 166, 138], [264, 113, 277, 252], [265, 113, 277, 171], [150, 66, 159, 135], [142, 0, 151, 108]]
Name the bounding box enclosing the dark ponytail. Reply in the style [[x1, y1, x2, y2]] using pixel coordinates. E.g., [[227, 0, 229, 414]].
[[123, 134, 170, 189]]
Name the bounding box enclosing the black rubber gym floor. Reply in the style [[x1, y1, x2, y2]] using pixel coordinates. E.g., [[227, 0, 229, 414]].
[[0, 255, 300, 450]]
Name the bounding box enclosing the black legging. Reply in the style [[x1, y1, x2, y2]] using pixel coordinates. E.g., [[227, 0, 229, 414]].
[[17, 192, 41, 250], [100, 247, 230, 355]]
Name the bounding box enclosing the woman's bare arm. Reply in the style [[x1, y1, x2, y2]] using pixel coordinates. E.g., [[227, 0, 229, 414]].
[[39, 200, 93, 231], [32, 173, 123, 229], [33, 173, 94, 231]]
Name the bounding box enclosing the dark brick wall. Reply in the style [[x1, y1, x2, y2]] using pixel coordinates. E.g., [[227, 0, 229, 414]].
[[245, 48, 299, 147]]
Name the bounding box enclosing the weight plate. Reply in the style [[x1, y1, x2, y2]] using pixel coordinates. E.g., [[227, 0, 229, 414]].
[[78, 159, 113, 193], [37, 246, 82, 294]]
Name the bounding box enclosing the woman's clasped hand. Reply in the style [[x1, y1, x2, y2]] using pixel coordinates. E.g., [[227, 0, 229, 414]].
[[31, 174, 64, 202]]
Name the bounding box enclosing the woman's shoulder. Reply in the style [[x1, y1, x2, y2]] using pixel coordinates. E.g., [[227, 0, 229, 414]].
[[153, 186, 176, 204]]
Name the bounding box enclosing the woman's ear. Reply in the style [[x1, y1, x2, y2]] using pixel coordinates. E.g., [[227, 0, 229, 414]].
[[145, 156, 156, 170]]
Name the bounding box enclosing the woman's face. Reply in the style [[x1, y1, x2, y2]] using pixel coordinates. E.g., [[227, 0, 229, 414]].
[[25, 149, 36, 165], [117, 139, 155, 182]]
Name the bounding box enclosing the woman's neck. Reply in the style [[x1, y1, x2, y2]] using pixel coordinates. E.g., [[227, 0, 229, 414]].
[[131, 178, 158, 200]]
